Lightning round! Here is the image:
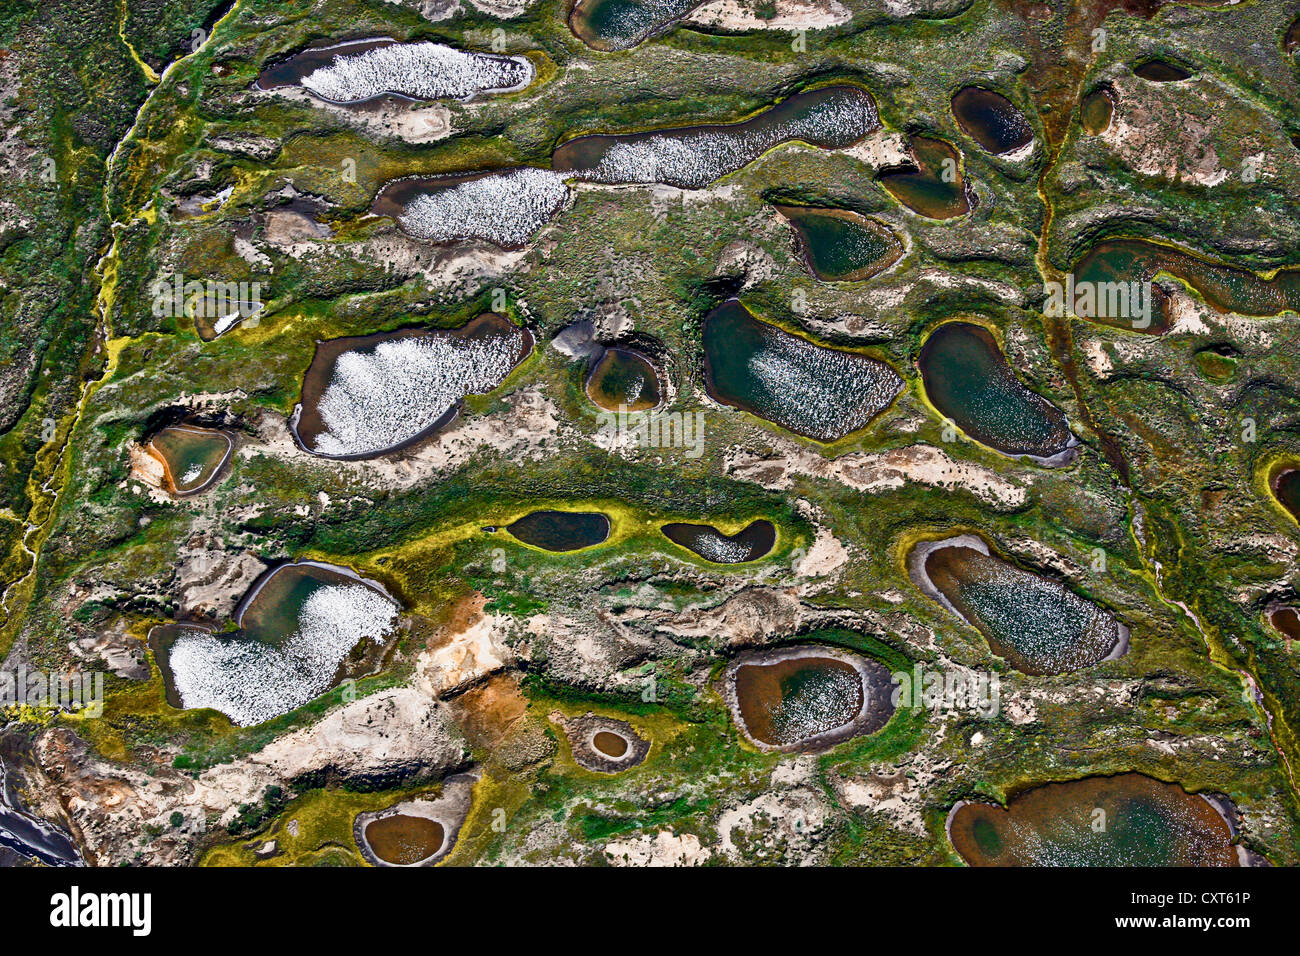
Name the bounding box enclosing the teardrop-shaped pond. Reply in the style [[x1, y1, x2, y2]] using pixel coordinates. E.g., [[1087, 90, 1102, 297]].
[[909, 535, 1127, 675], [585, 347, 662, 411], [702, 300, 903, 442], [919, 322, 1076, 464], [877, 135, 971, 219], [775, 205, 903, 281], [951, 86, 1033, 156]]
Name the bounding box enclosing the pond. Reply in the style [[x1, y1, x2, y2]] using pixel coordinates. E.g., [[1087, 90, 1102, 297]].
[[951, 86, 1033, 155], [569, 0, 707, 51], [918, 321, 1076, 464], [877, 135, 971, 219], [142, 424, 233, 496], [506, 510, 611, 551], [585, 347, 663, 411], [724, 644, 896, 752], [552, 85, 879, 189], [775, 205, 903, 281], [910, 535, 1127, 675], [152, 561, 400, 726], [660, 518, 776, 563], [257, 37, 533, 104], [948, 774, 1244, 866], [292, 313, 533, 459], [702, 300, 903, 442]]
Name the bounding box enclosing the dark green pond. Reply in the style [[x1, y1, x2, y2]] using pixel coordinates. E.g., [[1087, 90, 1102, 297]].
[[507, 511, 611, 551], [1134, 59, 1191, 81], [568, 0, 706, 51], [702, 300, 903, 442], [585, 347, 662, 411], [877, 135, 971, 219], [1070, 239, 1300, 333], [775, 206, 903, 281], [951, 86, 1033, 155], [949, 774, 1241, 866], [918, 541, 1125, 675], [918, 322, 1075, 463], [661, 519, 776, 563]]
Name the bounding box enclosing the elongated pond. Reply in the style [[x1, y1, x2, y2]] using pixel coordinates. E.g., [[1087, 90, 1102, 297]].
[[724, 644, 895, 753], [910, 535, 1127, 675], [569, 0, 707, 51], [948, 774, 1244, 866], [702, 300, 903, 442], [661, 519, 775, 563], [877, 135, 971, 219], [152, 561, 399, 726], [918, 322, 1076, 464], [1069, 239, 1300, 333], [506, 511, 611, 551], [775, 205, 902, 281], [257, 38, 533, 104], [375, 169, 571, 249], [552, 85, 879, 189], [293, 313, 532, 459]]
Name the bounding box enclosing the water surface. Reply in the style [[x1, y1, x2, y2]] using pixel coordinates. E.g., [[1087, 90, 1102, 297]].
[[951, 86, 1033, 155], [775, 206, 902, 281], [661, 519, 775, 563], [506, 511, 611, 551], [877, 135, 971, 219]]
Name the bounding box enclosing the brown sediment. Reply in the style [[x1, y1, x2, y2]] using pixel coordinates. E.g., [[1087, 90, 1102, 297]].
[[584, 346, 663, 412], [554, 713, 650, 773], [137, 425, 233, 497], [1267, 605, 1300, 642], [722, 644, 895, 754]]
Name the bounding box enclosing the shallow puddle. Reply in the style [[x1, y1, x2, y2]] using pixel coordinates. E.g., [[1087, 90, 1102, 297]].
[[877, 135, 971, 219], [948, 774, 1243, 866], [506, 510, 611, 551], [293, 313, 532, 459], [912, 537, 1126, 675], [951, 86, 1033, 155], [552, 85, 879, 189], [702, 300, 902, 442], [775, 205, 903, 281], [1080, 86, 1114, 135], [592, 731, 630, 758], [661, 519, 775, 563], [918, 322, 1075, 463]]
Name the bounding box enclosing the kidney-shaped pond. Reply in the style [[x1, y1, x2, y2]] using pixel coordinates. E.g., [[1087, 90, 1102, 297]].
[[661, 519, 775, 563]]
